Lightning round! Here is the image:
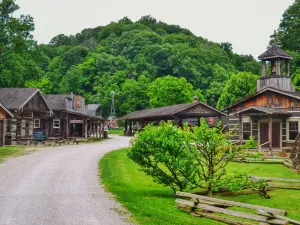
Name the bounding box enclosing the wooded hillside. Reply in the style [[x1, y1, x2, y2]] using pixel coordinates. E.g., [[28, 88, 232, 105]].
[[1, 0, 299, 117]]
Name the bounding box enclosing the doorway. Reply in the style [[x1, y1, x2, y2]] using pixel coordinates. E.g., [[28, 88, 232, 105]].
[[259, 122, 281, 148]]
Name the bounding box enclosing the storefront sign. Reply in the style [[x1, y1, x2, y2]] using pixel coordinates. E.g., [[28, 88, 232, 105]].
[[70, 120, 83, 124]]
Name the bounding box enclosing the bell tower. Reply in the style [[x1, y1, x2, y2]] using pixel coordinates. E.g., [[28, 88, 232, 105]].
[[257, 45, 294, 92]]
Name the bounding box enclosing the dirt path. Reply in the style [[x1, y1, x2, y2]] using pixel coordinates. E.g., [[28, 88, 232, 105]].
[[0, 135, 131, 225]]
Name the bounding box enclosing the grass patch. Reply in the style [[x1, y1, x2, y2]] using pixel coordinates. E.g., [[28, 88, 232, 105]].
[[0, 146, 28, 163], [108, 128, 124, 135], [99, 149, 300, 225]]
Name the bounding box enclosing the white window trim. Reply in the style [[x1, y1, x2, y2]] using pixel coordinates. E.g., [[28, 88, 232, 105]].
[[287, 119, 300, 142], [34, 119, 40, 128], [53, 119, 60, 128]]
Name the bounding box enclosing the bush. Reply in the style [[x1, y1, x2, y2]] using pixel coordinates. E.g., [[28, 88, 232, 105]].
[[127, 122, 197, 193]]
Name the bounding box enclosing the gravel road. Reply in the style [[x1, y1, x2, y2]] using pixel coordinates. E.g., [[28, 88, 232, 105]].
[[0, 135, 131, 225]]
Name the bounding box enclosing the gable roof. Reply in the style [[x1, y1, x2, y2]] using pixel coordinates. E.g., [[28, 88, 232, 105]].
[[118, 102, 226, 120], [44, 94, 71, 110], [0, 88, 52, 113], [0, 102, 14, 118], [258, 46, 293, 60], [233, 106, 291, 116], [223, 87, 300, 111]]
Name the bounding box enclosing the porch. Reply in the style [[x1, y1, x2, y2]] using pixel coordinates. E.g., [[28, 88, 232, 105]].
[[233, 106, 293, 153]]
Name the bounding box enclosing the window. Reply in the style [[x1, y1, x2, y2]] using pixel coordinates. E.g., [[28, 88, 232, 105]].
[[53, 119, 60, 128], [289, 121, 299, 140], [34, 119, 40, 128], [243, 122, 251, 140]]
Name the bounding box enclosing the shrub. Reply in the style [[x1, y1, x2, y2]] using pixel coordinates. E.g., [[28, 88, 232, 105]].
[[127, 122, 197, 193]]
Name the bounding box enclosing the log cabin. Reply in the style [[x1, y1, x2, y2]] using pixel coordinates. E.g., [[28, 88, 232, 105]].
[[0, 88, 53, 145], [44, 93, 105, 139], [118, 97, 226, 136], [223, 46, 299, 152]]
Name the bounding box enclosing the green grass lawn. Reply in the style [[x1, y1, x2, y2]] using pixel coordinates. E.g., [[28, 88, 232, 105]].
[[108, 128, 124, 135], [0, 146, 27, 163], [99, 149, 300, 225]]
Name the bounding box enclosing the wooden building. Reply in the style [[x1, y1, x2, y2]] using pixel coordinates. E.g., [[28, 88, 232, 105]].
[[119, 97, 226, 135], [0, 103, 14, 146], [224, 46, 299, 152], [0, 88, 53, 145], [45, 93, 104, 138]]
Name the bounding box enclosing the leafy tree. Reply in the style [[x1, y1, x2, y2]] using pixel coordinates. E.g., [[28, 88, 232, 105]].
[[128, 122, 197, 193], [270, 0, 300, 52], [147, 76, 195, 107], [217, 72, 259, 109]]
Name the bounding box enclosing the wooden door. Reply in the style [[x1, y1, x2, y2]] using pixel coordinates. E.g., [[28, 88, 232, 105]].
[[260, 123, 269, 145], [272, 122, 280, 148], [260, 122, 281, 148]]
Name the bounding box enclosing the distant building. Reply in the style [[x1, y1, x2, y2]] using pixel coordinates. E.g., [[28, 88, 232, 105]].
[[224, 46, 298, 152], [118, 97, 226, 136]]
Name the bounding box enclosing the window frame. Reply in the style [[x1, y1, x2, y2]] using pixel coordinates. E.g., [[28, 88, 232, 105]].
[[288, 120, 299, 141], [242, 122, 252, 140], [53, 119, 60, 129], [34, 119, 40, 129]]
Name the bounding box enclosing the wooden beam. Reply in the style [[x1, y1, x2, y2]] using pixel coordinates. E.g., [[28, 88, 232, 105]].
[[175, 199, 288, 225], [176, 192, 287, 216], [269, 116, 273, 153], [258, 210, 300, 225], [239, 114, 243, 142], [250, 176, 300, 183]]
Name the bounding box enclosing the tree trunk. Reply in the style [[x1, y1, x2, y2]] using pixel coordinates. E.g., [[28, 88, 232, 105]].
[[207, 183, 213, 196]]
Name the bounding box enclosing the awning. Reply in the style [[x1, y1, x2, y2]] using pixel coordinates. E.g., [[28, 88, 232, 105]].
[[233, 106, 292, 116]]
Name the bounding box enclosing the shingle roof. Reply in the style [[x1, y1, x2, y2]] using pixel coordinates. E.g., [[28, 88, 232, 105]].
[[87, 104, 100, 117], [44, 94, 71, 110], [118, 102, 226, 120], [258, 46, 293, 60], [0, 88, 39, 110]]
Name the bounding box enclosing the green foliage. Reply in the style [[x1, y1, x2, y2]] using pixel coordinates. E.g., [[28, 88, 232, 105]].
[[128, 122, 197, 193], [217, 72, 260, 109], [270, 0, 300, 53], [147, 76, 202, 107]]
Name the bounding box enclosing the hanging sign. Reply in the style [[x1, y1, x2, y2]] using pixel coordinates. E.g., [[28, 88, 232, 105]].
[[70, 120, 83, 124]]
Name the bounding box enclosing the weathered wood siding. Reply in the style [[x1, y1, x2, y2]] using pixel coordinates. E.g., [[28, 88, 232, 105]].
[[23, 92, 48, 112], [229, 91, 300, 113]]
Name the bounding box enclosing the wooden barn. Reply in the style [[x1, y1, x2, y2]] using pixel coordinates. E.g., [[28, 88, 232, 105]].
[[119, 97, 226, 136], [0, 88, 53, 145], [224, 46, 299, 152], [44, 93, 104, 138]]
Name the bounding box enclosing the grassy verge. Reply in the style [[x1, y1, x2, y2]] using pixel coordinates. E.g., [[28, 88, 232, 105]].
[[108, 128, 124, 135], [0, 146, 28, 163], [99, 149, 300, 225]]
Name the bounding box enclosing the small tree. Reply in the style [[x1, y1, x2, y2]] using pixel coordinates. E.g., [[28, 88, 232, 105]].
[[184, 119, 244, 196], [127, 122, 197, 193]]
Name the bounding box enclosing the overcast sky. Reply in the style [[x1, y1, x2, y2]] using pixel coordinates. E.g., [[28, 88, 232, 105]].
[[16, 0, 294, 58]]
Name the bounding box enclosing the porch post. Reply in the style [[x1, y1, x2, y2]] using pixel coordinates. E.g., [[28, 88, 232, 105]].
[[93, 120, 95, 138], [269, 115, 273, 154], [239, 114, 243, 143], [124, 120, 128, 135], [129, 120, 132, 136], [84, 118, 87, 138]]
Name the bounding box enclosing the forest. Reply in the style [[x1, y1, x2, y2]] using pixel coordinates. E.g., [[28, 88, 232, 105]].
[[0, 0, 299, 117]]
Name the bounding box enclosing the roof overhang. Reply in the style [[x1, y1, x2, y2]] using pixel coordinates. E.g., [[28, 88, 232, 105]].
[[233, 106, 291, 116], [0, 102, 14, 118]]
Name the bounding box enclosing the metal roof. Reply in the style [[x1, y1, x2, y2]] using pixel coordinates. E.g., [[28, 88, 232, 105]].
[[0, 102, 14, 118], [44, 94, 71, 110], [118, 102, 226, 120], [258, 46, 293, 60], [0, 88, 52, 113], [233, 106, 291, 116]]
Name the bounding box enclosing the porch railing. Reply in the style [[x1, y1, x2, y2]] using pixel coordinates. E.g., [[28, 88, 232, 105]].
[[258, 141, 270, 151]]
